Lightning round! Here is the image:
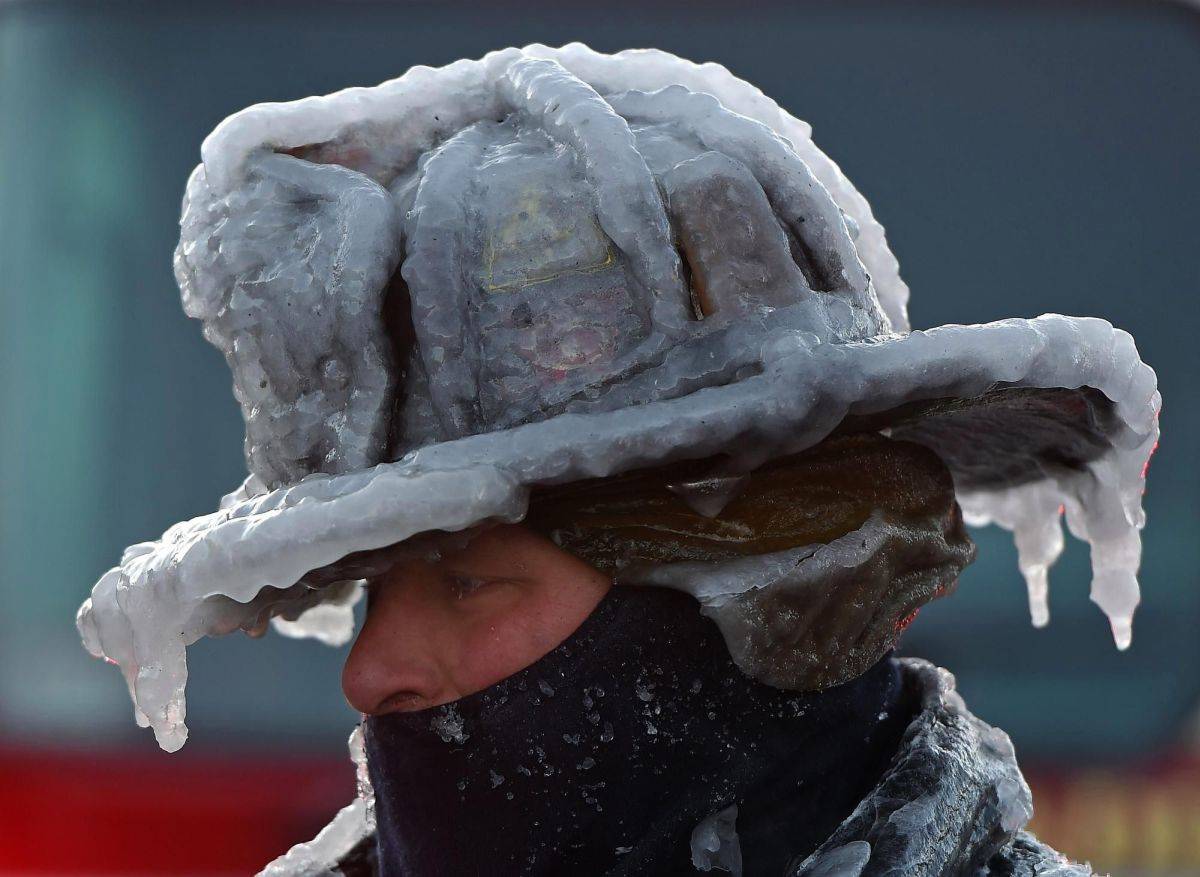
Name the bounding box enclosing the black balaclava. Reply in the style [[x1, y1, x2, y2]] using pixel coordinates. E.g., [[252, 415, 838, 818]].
[[365, 585, 914, 877]]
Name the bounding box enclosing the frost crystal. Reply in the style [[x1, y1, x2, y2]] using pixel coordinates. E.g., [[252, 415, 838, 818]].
[[77, 44, 1160, 752], [430, 703, 469, 744]]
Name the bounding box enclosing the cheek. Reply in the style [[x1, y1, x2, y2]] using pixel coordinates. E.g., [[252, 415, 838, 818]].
[[448, 593, 564, 694]]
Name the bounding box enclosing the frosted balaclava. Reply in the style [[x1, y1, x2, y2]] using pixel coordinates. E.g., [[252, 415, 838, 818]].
[[364, 585, 912, 876]]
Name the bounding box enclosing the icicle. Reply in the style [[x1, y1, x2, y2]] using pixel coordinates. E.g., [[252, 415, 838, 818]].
[[959, 422, 1157, 650], [1062, 438, 1154, 651], [961, 481, 1065, 628], [667, 474, 751, 518]]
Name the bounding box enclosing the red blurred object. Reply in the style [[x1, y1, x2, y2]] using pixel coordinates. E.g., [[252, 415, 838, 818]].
[[1025, 753, 1200, 875], [0, 745, 352, 875], [7, 743, 1200, 875]]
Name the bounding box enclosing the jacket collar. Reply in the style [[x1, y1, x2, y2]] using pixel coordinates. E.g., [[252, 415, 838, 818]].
[[790, 658, 1033, 877]]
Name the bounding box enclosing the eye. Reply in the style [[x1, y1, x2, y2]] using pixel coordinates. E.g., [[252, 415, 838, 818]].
[[446, 573, 493, 599]]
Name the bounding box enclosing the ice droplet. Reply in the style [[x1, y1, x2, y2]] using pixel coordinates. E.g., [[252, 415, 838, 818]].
[[961, 481, 1063, 629], [667, 474, 751, 518], [431, 704, 469, 744], [691, 804, 743, 876]]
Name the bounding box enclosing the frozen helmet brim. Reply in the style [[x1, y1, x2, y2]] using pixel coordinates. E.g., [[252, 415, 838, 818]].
[[77, 313, 1157, 752]]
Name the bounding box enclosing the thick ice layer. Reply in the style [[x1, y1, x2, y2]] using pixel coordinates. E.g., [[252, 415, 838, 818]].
[[804, 842, 872, 877], [78, 314, 1158, 750], [78, 464, 529, 751], [793, 661, 1040, 877], [176, 155, 402, 489], [607, 86, 883, 337], [399, 112, 671, 440], [498, 58, 688, 335], [79, 44, 1161, 751], [257, 798, 368, 877], [200, 43, 910, 333], [194, 46, 899, 473]]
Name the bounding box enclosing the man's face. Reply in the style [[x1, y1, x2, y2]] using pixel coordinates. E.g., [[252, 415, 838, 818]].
[[341, 524, 611, 715]]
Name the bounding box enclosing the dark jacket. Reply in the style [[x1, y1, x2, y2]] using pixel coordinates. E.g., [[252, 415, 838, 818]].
[[787, 660, 1091, 877]]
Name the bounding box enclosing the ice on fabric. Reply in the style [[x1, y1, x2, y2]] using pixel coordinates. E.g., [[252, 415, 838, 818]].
[[77, 43, 1160, 752], [691, 804, 743, 875], [257, 798, 369, 877], [792, 661, 1043, 877], [803, 842, 871, 877]]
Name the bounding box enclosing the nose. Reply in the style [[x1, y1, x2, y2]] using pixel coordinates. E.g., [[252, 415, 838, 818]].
[[341, 591, 449, 715]]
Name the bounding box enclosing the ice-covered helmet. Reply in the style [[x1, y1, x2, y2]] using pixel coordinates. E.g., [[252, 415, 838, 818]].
[[176, 56, 895, 490], [80, 45, 1158, 754]]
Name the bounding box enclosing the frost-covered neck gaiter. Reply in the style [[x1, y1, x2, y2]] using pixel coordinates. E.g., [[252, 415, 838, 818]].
[[364, 585, 914, 876]]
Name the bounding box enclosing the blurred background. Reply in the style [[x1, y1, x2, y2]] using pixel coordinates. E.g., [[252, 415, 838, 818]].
[[1, 1, 1197, 874]]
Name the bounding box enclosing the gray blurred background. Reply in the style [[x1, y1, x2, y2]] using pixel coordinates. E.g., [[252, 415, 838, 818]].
[[1, 1, 1197, 874]]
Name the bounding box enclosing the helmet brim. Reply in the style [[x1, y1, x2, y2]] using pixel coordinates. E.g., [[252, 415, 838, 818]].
[[77, 313, 1157, 752]]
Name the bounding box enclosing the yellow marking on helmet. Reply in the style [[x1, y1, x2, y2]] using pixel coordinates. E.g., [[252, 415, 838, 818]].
[[484, 186, 614, 292]]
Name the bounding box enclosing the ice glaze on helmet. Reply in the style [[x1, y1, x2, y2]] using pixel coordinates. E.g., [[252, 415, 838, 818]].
[[78, 44, 1159, 753], [177, 57, 893, 489]]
